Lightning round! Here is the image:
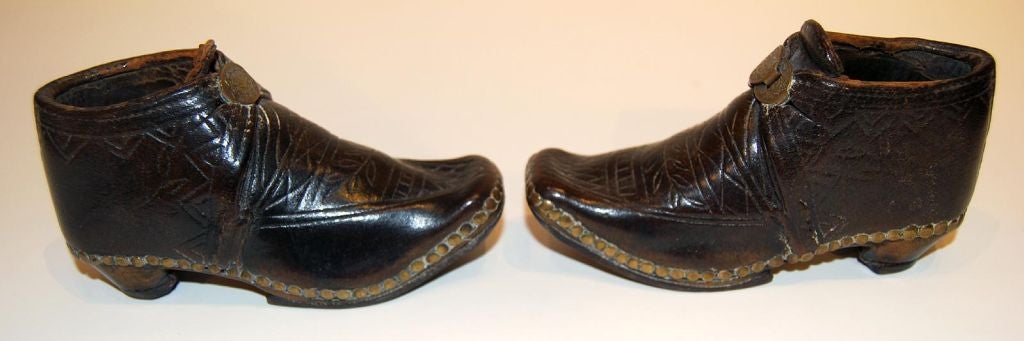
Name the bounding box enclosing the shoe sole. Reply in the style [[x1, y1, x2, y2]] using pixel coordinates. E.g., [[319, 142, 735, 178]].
[[526, 182, 960, 291], [72, 181, 504, 308]]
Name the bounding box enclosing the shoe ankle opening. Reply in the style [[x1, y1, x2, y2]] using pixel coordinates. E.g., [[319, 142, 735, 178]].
[[54, 56, 195, 108], [833, 45, 972, 82]]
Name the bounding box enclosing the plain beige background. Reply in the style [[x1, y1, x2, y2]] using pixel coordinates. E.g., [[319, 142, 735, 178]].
[[2, 1, 1022, 339]]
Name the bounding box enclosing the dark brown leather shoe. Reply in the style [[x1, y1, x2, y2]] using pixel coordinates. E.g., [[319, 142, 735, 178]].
[[526, 20, 995, 290], [35, 41, 503, 307]]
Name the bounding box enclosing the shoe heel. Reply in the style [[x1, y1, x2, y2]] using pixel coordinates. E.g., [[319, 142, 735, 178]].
[[89, 262, 179, 299], [857, 236, 942, 275]]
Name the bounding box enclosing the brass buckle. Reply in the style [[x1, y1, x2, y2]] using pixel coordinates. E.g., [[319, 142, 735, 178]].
[[747, 46, 793, 106], [219, 62, 262, 105]]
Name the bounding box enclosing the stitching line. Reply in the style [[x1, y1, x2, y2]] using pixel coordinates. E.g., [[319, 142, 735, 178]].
[[527, 182, 960, 285], [71, 182, 502, 302]]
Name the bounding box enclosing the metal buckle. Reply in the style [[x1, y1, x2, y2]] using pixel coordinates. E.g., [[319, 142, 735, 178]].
[[747, 45, 793, 106], [219, 62, 262, 105]]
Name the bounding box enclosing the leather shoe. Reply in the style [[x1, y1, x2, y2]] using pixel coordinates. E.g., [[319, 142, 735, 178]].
[[526, 20, 994, 290], [36, 41, 504, 307]]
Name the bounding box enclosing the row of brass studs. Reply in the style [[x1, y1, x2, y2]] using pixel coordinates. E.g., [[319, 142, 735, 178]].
[[527, 184, 961, 285], [73, 183, 503, 302]]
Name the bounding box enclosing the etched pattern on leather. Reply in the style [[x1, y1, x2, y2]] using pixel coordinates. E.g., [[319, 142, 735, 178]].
[[537, 94, 779, 217]]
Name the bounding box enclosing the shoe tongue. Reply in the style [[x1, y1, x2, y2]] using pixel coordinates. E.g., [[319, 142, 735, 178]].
[[795, 20, 844, 75], [183, 40, 220, 82]]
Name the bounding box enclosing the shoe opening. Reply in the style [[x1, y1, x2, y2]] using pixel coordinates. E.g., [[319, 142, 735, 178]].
[[54, 57, 196, 107], [833, 44, 972, 82]]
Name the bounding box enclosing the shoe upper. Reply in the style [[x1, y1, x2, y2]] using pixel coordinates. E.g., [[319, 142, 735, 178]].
[[527, 20, 994, 280], [35, 41, 503, 295]]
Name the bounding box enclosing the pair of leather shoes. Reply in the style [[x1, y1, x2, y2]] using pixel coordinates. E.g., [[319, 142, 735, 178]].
[[35, 20, 994, 307]]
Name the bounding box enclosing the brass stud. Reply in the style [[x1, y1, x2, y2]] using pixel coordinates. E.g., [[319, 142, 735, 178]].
[[799, 252, 814, 263], [209, 264, 222, 274], [354, 288, 367, 299], [869, 232, 886, 243], [484, 198, 499, 212], [304, 289, 318, 299], [226, 268, 239, 278], [557, 214, 573, 228], [399, 270, 411, 282], [145, 255, 160, 266], [640, 262, 654, 274], [701, 272, 715, 282], [177, 259, 191, 269], [854, 234, 870, 245], [426, 252, 441, 264], [458, 224, 473, 236], [472, 212, 489, 226], [841, 237, 855, 248], [287, 285, 302, 296], [687, 271, 701, 282], [768, 256, 784, 268], [240, 271, 253, 281], [903, 229, 918, 241], [320, 289, 335, 300], [272, 282, 286, 291], [595, 240, 607, 251], [191, 263, 205, 272], [336, 290, 352, 300], [919, 225, 935, 238], [545, 210, 560, 221], [411, 260, 425, 272], [815, 244, 830, 255], [529, 192, 542, 205], [717, 270, 733, 281], [786, 254, 798, 264], [368, 285, 381, 296], [101, 256, 114, 265], [669, 268, 684, 280], [257, 277, 272, 288], [132, 257, 146, 267], [615, 253, 629, 264], [737, 266, 750, 278], [436, 244, 450, 256], [384, 279, 397, 291], [539, 200, 554, 213], [934, 222, 948, 235], [580, 233, 595, 246], [751, 262, 766, 273], [569, 226, 583, 238], [829, 240, 842, 251], [603, 245, 618, 258], [161, 258, 176, 268], [114, 256, 129, 266], [886, 229, 902, 241], [447, 235, 463, 246]]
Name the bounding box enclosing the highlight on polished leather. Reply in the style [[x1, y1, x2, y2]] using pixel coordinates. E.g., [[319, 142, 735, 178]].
[[526, 20, 995, 291], [35, 41, 504, 307]]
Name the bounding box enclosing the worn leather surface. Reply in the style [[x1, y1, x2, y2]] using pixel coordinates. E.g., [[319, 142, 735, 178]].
[[35, 42, 503, 297], [527, 20, 995, 285]]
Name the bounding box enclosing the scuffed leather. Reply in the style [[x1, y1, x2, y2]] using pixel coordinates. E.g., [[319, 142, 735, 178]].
[[36, 42, 503, 293], [528, 20, 995, 279]]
